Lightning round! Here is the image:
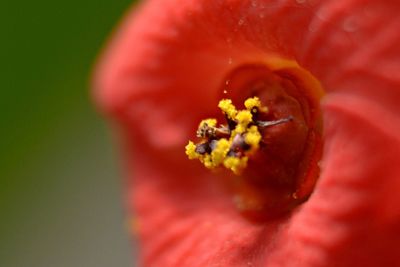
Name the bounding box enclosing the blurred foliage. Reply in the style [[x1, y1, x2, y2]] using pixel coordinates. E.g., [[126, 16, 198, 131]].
[[0, 0, 136, 266]]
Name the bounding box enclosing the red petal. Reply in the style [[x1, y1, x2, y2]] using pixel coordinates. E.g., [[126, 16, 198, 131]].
[[93, 0, 400, 266]]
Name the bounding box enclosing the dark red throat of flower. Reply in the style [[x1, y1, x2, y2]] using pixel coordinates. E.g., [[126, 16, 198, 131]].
[[186, 63, 324, 221]]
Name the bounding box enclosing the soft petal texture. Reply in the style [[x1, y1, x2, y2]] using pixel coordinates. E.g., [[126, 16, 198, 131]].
[[94, 0, 400, 266]]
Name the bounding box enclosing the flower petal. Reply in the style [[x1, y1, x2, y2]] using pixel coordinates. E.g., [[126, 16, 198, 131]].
[[94, 0, 400, 266]]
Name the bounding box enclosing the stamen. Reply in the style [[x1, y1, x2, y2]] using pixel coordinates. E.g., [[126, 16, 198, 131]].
[[218, 99, 237, 119], [185, 97, 292, 174], [185, 141, 200, 159], [244, 96, 268, 113]]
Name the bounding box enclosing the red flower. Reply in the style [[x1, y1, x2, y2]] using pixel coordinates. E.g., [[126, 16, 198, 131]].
[[93, 0, 400, 266]]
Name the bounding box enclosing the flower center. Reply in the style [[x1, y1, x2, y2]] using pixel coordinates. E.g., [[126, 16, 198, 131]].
[[186, 61, 323, 221], [186, 98, 293, 174]]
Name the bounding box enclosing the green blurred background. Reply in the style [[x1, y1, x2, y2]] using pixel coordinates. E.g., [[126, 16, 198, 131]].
[[0, 0, 137, 266]]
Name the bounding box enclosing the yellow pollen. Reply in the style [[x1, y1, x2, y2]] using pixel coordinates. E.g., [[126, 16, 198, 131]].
[[199, 118, 217, 128], [245, 126, 262, 150], [218, 99, 237, 119], [223, 156, 248, 175], [201, 154, 214, 169], [185, 141, 200, 159], [244, 96, 261, 110], [211, 138, 230, 166], [235, 110, 252, 133], [186, 97, 268, 175], [197, 118, 218, 138]]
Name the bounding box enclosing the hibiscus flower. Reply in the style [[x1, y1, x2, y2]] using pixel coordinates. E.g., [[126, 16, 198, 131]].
[[93, 0, 400, 266]]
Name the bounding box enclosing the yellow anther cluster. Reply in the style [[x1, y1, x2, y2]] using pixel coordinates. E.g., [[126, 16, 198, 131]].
[[218, 99, 237, 119], [244, 97, 261, 110], [223, 156, 248, 175], [186, 97, 268, 175], [185, 141, 200, 159], [211, 139, 230, 166], [197, 118, 218, 137], [235, 110, 253, 133], [245, 126, 262, 150], [245, 96, 268, 113], [201, 155, 213, 169], [199, 118, 217, 128]]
